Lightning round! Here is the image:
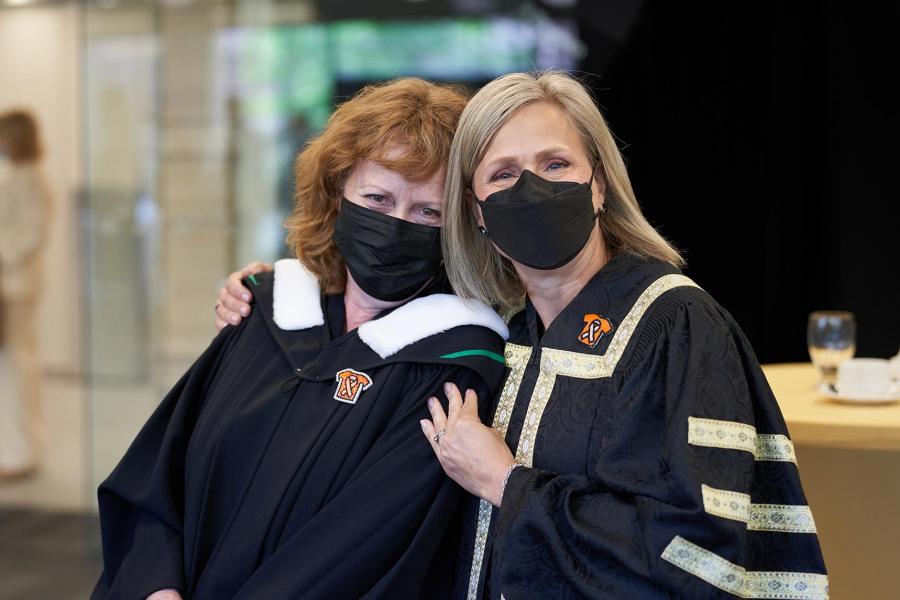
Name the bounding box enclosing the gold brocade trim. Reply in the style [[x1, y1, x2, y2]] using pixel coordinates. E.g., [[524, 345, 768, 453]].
[[748, 502, 817, 534], [689, 417, 757, 454], [540, 347, 606, 378], [514, 361, 558, 466], [701, 485, 818, 534], [467, 499, 495, 600], [702, 484, 752, 522], [662, 536, 829, 599], [600, 274, 701, 371], [466, 343, 532, 600], [466, 275, 699, 600], [756, 434, 797, 463], [494, 344, 533, 436], [688, 417, 797, 465]]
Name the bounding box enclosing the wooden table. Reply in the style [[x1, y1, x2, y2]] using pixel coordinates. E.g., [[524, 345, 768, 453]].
[[762, 362, 900, 450], [762, 363, 900, 599]]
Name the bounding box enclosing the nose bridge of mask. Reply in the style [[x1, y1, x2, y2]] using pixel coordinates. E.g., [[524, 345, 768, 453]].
[[514, 169, 555, 198], [504, 169, 584, 205], [340, 197, 439, 241]]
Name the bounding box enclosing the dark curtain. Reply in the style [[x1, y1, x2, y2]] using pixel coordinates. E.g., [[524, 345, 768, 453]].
[[577, 1, 899, 363]]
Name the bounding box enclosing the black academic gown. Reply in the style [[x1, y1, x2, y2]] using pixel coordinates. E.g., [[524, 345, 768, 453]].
[[91, 260, 508, 600], [454, 252, 829, 600]]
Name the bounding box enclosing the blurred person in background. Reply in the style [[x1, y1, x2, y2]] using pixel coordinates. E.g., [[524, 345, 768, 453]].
[[92, 78, 508, 600], [0, 109, 52, 482]]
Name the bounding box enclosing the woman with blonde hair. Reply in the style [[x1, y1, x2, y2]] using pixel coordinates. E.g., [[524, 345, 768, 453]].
[[92, 78, 509, 600], [0, 109, 52, 481], [420, 71, 828, 599]]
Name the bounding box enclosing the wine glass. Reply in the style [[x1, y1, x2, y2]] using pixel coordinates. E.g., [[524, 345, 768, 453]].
[[807, 311, 856, 388]]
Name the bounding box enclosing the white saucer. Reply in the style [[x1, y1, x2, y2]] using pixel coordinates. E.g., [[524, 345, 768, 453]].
[[818, 383, 900, 405]]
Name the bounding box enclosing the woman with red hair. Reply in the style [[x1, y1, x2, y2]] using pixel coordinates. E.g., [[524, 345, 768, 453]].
[[92, 79, 508, 600]]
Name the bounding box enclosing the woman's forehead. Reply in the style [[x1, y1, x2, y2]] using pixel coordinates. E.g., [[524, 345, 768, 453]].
[[348, 159, 446, 193], [478, 102, 586, 166], [361, 143, 447, 180]]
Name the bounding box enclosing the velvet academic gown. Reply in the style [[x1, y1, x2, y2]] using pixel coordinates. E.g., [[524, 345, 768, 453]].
[[91, 259, 508, 600], [454, 252, 829, 600]]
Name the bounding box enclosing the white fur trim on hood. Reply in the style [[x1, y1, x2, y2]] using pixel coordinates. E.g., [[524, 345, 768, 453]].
[[272, 258, 324, 330], [358, 293, 509, 359], [272, 259, 508, 357]]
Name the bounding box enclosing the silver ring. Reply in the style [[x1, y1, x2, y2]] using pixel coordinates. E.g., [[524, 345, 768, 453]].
[[433, 428, 447, 444]]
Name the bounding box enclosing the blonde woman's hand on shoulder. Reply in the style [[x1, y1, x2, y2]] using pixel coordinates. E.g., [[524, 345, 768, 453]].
[[215, 261, 273, 330], [421, 382, 517, 507]]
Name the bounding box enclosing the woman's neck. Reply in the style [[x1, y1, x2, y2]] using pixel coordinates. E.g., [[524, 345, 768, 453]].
[[516, 229, 610, 331], [342, 272, 406, 332]]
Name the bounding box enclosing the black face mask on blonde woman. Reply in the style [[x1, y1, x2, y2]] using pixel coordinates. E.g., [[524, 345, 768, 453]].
[[476, 169, 598, 270]]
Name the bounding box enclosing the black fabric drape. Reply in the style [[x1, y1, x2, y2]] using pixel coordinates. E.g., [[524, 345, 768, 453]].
[[578, 0, 899, 362]]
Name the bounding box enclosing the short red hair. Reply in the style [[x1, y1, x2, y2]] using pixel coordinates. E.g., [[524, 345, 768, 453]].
[[284, 78, 469, 293]]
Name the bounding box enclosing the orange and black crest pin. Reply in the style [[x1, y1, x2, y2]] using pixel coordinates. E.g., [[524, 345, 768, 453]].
[[579, 313, 614, 349], [334, 368, 373, 404]]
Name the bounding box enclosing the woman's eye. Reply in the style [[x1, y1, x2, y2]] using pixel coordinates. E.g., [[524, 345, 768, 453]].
[[365, 194, 386, 203], [422, 207, 441, 218], [547, 160, 569, 171], [490, 171, 515, 183]]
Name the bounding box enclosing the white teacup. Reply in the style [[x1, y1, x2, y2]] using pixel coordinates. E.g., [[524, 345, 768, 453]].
[[890, 350, 900, 380], [837, 358, 893, 396]]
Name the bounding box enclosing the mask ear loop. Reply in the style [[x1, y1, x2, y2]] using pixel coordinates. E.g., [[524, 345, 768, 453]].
[[467, 183, 490, 235]]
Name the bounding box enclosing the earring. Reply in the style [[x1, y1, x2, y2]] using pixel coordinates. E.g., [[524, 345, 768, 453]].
[[478, 226, 487, 235]]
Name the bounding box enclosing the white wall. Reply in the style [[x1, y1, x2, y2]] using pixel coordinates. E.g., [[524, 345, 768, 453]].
[[0, 2, 82, 373]]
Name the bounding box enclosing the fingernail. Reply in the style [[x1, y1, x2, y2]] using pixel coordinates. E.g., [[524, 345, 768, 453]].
[[240, 306, 249, 316], [230, 315, 238, 324], [420, 420, 427, 432], [427, 397, 434, 408], [242, 293, 250, 301], [443, 382, 452, 394]]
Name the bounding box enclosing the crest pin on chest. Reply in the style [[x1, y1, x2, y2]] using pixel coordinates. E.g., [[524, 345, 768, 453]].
[[579, 313, 614, 349], [334, 368, 373, 404]]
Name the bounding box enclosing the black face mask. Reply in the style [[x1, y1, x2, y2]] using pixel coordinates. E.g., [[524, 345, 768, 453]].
[[476, 170, 598, 270], [332, 198, 442, 301]]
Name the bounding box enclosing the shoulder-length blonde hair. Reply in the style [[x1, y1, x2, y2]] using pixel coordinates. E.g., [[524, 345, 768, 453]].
[[0, 110, 43, 162], [284, 78, 468, 293], [443, 70, 684, 309]]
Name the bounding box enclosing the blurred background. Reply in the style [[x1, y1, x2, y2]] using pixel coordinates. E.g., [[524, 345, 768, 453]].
[[0, 0, 896, 598]]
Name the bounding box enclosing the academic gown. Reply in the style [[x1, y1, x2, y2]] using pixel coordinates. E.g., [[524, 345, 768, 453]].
[[454, 252, 829, 600], [91, 259, 509, 600]]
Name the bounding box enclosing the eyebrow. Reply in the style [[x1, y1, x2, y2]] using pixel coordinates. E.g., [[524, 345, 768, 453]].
[[480, 145, 577, 171], [355, 184, 395, 199], [411, 198, 443, 207]]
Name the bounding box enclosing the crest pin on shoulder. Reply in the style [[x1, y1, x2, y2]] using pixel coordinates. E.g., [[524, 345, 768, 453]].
[[334, 368, 373, 404], [579, 313, 614, 349]]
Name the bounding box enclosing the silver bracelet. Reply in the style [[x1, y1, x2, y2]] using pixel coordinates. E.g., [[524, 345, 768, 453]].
[[499, 462, 522, 504]]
